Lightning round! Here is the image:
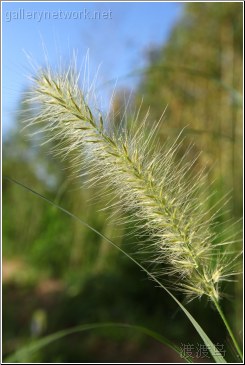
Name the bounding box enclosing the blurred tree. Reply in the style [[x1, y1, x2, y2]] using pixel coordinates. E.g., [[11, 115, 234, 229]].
[[135, 1, 242, 217]]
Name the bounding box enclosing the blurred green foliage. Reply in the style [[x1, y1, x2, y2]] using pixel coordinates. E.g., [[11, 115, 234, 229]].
[[133, 2, 243, 217], [3, 2, 243, 363]]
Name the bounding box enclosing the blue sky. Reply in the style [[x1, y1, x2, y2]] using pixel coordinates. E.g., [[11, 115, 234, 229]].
[[2, 1, 183, 137]]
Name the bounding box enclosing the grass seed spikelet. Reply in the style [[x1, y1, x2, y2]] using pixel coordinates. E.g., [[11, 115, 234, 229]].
[[25, 63, 240, 304]]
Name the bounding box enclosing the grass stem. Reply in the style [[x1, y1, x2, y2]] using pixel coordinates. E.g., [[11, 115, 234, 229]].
[[213, 297, 243, 361]]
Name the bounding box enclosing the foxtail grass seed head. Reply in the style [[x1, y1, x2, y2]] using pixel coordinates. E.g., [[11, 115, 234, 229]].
[[25, 64, 241, 303]]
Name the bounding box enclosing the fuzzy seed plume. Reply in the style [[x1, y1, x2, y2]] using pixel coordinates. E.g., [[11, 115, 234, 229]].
[[25, 65, 240, 302]]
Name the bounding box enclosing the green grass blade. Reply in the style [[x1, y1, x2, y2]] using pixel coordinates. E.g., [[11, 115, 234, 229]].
[[3, 176, 227, 363], [4, 322, 192, 363]]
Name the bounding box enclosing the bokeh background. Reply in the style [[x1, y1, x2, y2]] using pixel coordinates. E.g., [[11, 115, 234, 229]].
[[2, 1, 243, 363]]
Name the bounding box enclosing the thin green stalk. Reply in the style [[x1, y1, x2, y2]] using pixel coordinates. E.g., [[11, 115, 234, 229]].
[[213, 297, 243, 361]]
